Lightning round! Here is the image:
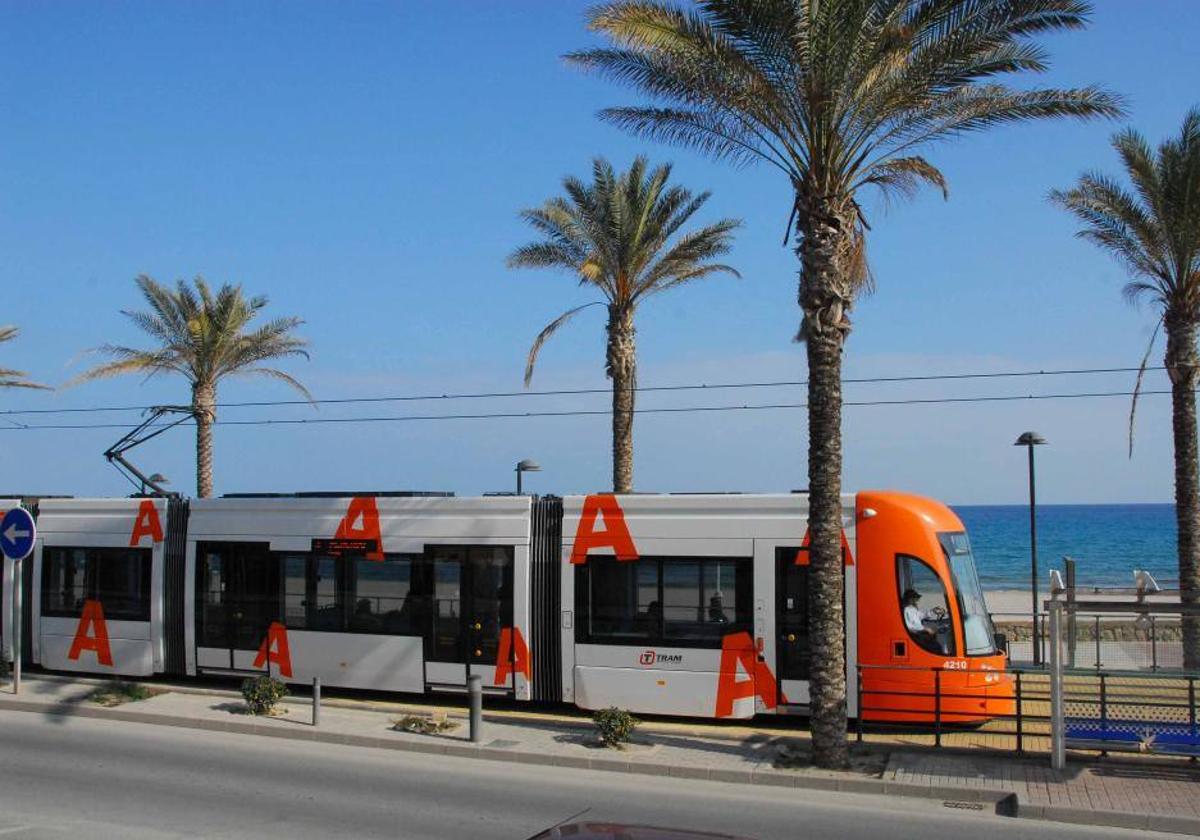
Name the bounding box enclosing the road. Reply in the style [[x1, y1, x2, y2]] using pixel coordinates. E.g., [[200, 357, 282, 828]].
[[0, 710, 1166, 839]]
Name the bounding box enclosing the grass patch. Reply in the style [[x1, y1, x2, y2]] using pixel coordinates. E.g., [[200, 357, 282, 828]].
[[88, 681, 164, 707]]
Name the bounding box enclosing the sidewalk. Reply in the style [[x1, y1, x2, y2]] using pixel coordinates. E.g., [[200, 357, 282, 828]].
[[2, 675, 1198, 835]]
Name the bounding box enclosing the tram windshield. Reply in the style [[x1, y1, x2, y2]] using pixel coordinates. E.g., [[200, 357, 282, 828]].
[[939, 532, 997, 655]]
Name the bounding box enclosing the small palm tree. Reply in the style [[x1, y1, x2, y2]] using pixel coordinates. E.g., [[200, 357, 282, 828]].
[[1051, 109, 1200, 667], [509, 156, 740, 492], [0, 327, 49, 390], [568, 0, 1121, 767], [76, 275, 310, 498]]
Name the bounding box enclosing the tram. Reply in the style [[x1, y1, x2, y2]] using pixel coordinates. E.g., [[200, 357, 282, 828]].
[[0, 490, 1013, 721]]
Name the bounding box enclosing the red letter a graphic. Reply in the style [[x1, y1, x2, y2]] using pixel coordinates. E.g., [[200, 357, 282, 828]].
[[253, 622, 293, 678], [129, 500, 164, 547], [570, 495, 638, 565], [68, 600, 114, 667], [494, 627, 531, 686], [335, 496, 383, 560], [713, 632, 784, 718]]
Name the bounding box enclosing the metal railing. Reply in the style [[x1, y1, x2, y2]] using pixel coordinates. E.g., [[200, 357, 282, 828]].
[[855, 663, 1200, 757], [993, 610, 1185, 672]]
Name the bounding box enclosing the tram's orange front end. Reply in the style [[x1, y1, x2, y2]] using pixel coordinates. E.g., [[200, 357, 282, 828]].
[[854, 491, 1015, 724]]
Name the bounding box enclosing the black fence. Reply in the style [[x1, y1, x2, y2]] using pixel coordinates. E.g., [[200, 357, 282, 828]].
[[856, 663, 1200, 757]]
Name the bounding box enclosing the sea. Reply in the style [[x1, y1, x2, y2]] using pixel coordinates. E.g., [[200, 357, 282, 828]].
[[951, 504, 1177, 591]]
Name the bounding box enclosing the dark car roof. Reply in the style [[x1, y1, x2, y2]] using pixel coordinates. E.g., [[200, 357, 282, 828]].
[[528, 823, 756, 840]]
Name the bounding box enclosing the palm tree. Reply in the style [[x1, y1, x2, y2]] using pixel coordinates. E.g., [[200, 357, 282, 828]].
[[568, 0, 1121, 767], [76, 275, 310, 498], [509, 156, 740, 493], [1051, 109, 1200, 667], [0, 327, 49, 390]]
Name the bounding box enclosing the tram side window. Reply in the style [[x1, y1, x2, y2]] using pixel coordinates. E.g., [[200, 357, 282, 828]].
[[895, 555, 956, 656], [281, 552, 422, 636], [576, 556, 752, 647], [662, 559, 750, 644], [582, 558, 658, 643], [347, 556, 419, 635], [41, 547, 152, 621]]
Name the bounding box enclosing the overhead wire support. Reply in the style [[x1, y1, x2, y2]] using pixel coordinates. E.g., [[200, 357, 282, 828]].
[[103, 405, 194, 496]]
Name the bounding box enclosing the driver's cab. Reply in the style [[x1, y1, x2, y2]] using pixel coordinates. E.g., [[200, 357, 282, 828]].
[[897, 555, 955, 656]]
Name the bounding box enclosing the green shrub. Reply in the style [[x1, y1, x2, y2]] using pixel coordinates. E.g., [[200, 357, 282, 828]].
[[0, 656, 10, 681], [593, 706, 640, 748], [241, 675, 288, 716]]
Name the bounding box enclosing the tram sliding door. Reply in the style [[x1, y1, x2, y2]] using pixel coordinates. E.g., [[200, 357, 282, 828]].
[[775, 548, 810, 704], [424, 546, 514, 690], [196, 542, 278, 672]]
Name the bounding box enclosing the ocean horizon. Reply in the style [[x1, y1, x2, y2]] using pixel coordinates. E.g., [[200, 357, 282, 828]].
[[951, 503, 1177, 592]]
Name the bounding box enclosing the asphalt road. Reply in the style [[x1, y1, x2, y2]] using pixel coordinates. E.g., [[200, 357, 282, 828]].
[[0, 710, 1168, 840]]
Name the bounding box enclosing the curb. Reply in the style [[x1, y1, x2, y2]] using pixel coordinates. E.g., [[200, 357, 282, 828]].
[[1016, 803, 1200, 836], [0, 694, 1012, 806]]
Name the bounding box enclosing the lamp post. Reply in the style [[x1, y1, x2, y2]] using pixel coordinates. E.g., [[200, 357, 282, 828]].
[[515, 459, 541, 495], [1015, 432, 1047, 665], [140, 473, 169, 496]]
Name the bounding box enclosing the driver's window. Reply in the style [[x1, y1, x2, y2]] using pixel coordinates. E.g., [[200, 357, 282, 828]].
[[896, 555, 956, 656]]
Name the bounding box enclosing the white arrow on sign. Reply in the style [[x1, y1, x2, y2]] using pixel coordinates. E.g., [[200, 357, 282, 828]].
[[4, 524, 30, 544]]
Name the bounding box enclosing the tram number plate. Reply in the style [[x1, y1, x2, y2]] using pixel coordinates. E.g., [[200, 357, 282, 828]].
[[943, 659, 968, 670], [312, 538, 378, 557]]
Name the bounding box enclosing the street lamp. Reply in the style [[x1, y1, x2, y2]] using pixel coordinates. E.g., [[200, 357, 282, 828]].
[[141, 473, 169, 496], [515, 459, 541, 495], [1014, 432, 1046, 665]]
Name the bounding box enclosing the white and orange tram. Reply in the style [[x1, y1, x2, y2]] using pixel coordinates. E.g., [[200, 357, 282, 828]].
[[0, 490, 1013, 722]]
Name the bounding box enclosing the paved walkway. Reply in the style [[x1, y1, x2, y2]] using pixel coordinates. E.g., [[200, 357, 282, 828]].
[[2, 675, 1199, 835]]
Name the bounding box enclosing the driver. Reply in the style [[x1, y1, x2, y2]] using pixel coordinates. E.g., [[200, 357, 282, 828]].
[[902, 588, 940, 649]]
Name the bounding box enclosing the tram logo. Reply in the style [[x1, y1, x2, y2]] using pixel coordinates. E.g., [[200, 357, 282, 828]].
[[638, 650, 682, 667]]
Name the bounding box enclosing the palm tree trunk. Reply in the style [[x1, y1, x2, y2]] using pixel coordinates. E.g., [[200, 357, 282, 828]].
[[193, 382, 217, 499], [607, 305, 636, 494], [797, 196, 852, 770], [1166, 318, 1200, 669]]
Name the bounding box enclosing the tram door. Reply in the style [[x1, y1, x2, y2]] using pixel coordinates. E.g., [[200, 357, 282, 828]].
[[197, 542, 278, 671], [776, 548, 810, 701], [425, 546, 514, 688]]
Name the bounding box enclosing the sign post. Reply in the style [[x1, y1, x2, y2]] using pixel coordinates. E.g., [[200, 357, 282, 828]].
[[1, 508, 37, 695]]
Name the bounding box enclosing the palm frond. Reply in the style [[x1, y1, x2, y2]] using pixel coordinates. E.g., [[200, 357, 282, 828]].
[[524, 302, 605, 386], [1127, 317, 1163, 458], [75, 276, 309, 397], [509, 155, 741, 384], [233, 367, 315, 402]]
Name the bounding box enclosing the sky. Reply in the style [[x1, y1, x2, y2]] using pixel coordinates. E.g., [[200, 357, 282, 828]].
[[0, 1, 1196, 505]]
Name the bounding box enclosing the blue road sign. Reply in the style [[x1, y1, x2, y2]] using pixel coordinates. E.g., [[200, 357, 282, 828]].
[[0, 507, 36, 560]]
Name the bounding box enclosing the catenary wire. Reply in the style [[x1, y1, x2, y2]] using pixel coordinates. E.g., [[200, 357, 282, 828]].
[[0, 365, 1166, 417], [0, 388, 1172, 432]]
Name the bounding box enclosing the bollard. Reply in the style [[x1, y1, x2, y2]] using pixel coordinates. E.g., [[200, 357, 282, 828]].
[[1049, 600, 1065, 771], [468, 674, 483, 743], [312, 676, 321, 727]]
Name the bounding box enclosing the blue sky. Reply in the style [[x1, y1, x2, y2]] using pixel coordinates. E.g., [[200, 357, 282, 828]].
[[0, 1, 1195, 504]]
